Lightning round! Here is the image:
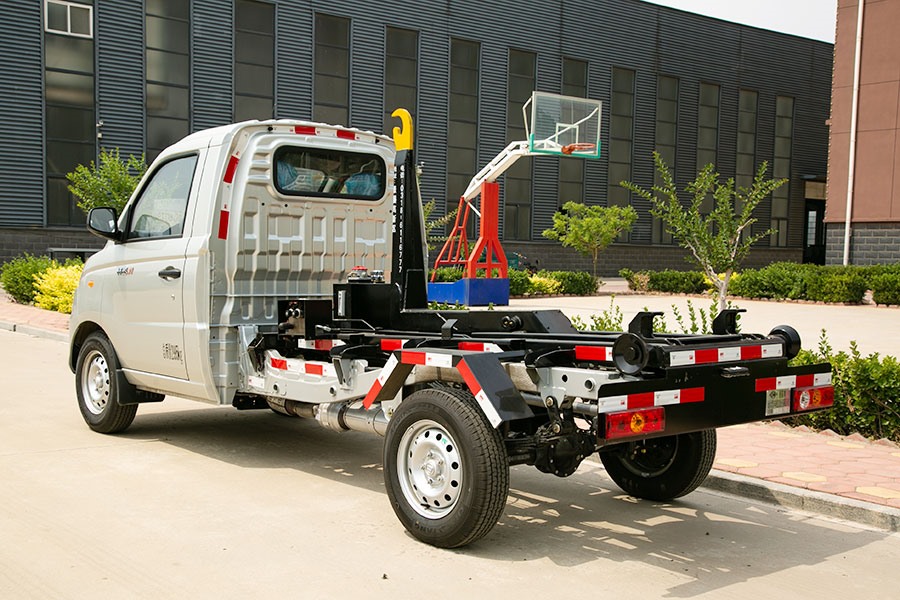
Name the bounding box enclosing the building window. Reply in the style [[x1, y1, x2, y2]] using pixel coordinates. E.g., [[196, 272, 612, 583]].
[[314, 13, 350, 126], [384, 27, 418, 135], [608, 67, 634, 213], [653, 75, 678, 244], [559, 57, 587, 207], [145, 0, 190, 161], [45, 0, 92, 38], [504, 49, 535, 240], [234, 0, 274, 121], [447, 38, 479, 209], [696, 82, 719, 213], [44, 0, 94, 226], [735, 89, 758, 240], [771, 96, 794, 247]]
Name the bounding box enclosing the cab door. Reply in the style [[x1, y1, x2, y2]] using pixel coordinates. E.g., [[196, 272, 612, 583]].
[[105, 153, 201, 379]]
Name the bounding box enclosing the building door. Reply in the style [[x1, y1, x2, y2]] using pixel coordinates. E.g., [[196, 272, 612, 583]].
[[803, 200, 825, 264]]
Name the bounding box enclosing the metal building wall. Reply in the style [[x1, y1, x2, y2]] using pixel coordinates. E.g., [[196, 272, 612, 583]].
[[0, 1, 45, 227], [0, 0, 832, 263]]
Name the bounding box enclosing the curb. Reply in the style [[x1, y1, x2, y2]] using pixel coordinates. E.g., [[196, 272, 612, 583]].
[[703, 470, 900, 532], [0, 320, 68, 343]]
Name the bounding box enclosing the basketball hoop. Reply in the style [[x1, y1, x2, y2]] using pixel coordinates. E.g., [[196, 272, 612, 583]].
[[560, 142, 596, 155]]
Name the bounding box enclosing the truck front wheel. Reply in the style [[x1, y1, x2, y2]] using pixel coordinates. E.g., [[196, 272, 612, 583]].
[[383, 387, 509, 548], [599, 430, 716, 501], [75, 333, 137, 434]]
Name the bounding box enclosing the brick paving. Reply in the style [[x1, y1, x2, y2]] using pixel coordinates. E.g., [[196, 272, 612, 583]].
[[3, 288, 900, 513]]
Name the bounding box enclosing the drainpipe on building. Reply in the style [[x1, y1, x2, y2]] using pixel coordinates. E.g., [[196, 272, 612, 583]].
[[843, 0, 865, 266]]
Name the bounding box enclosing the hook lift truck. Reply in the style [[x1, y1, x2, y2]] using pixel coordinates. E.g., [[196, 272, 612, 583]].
[[70, 93, 833, 548]]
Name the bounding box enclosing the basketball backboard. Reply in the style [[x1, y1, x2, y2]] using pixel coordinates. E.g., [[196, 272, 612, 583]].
[[524, 92, 602, 159]]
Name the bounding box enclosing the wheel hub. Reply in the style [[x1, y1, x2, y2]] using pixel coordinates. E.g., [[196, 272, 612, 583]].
[[397, 420, 462, 519], [81, 350, 110, 416]]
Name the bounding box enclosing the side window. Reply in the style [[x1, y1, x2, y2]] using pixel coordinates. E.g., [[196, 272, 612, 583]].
[[274, 146, 386, 200], [126, 154, 198, 240]]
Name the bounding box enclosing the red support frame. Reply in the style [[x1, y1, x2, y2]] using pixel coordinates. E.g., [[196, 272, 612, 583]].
[[465, 182, 507, 278], [431, 182, 508, 280]]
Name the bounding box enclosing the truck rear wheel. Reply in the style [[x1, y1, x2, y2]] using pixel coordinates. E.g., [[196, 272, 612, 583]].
[[383, 387, 508, 548], [75, 332, 137, 434], [599, 430, 716, 501]]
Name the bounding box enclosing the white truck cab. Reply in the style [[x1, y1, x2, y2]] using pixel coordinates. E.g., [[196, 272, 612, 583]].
[[71, 120, 394, 411]]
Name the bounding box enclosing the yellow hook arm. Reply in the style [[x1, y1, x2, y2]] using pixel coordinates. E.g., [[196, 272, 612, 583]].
[[391, 108, 413, 151]]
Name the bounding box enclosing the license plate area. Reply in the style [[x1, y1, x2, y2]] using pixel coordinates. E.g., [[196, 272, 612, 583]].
[[765, 388, 790, 416]]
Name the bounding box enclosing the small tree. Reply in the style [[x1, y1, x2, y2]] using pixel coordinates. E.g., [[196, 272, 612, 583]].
[[542, 201, 637, 278], [622, 152, 785, 311], [66, 148, 147, 215]]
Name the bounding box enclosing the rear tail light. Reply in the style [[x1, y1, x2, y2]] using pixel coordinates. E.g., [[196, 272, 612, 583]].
[[605, 407, 665, 440], [793, 386, 834, 412]]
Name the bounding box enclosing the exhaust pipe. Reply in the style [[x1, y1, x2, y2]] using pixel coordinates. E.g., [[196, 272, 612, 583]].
[[270, 398, 388, 436]]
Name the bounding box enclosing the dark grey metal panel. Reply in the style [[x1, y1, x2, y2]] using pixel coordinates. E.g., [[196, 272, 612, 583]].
[[96, 0, 144, 158], [415, 13, 450, 217], [0, 0, 44, 226], [0, 0, 834, 253], [348, 14, 384, 133], [275, 0, 313, 119], [532, 51, 562, 239], [192, 0, 234, 129]]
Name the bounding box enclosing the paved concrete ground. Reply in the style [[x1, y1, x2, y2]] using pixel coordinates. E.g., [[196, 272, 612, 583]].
[[2, 331, 900, 599], [2, 289, 900, 532]]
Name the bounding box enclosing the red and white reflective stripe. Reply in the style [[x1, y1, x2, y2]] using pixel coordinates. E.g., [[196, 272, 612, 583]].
[[599, 387, 705, 413], [223, 154, 240, 184], [457, 341, 503, 353], [363, 353, 399, 408], [269, 356, 337, 378], [380, 339, 408, 351], [670, 343, 783, 366], [456, 359, 502, 428], [298, 339, 344, 351], [574, 345, 613, 362], [400, 350, 454, 368], [293, 125, 357, 140], [756, 372, 832, 392]]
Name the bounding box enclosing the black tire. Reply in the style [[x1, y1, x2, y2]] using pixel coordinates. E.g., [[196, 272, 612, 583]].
[[383, 387, 509, 548], [599, 430, 716, 501], [75, 332, 137, 434]]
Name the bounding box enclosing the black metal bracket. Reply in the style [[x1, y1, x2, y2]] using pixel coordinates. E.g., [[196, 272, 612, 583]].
[[628, 311, 664, 338], [712, 308, 746, 335]]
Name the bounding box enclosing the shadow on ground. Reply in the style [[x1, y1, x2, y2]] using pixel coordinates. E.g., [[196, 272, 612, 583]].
[[124, 405, 888, 598]]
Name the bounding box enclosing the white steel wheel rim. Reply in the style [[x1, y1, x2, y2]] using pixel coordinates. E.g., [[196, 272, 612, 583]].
[[81, 350, 111, 415], [396, 419, 463, 520]]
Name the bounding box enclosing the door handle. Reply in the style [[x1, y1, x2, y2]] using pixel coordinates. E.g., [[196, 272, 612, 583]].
[[158, 266, 182, 280]]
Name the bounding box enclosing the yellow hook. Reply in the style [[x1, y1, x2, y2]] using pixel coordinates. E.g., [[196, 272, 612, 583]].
[[391, 108, 413, 151]]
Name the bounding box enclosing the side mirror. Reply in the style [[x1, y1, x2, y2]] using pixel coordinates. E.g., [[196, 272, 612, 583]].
[[87, 207, 122, 241]]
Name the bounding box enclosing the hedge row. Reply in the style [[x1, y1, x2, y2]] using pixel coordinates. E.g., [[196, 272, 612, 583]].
[[620, 262, 900, 305], [789, 335, 900, 442], [619, 268, 708, 294], [0, 254, 83, 314], [432, 267, 597, 297]]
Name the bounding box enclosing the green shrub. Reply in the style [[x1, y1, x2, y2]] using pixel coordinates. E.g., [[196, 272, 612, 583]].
[[570, 296, 625, 332], [619, 268, 650, 292], [508, 269, 532, 296], [788, 333, 900, 442], [646, 269, 708, 294], [730, 262, 816, 299], [805, 271, 867, 303], [872, 272, 900, 305], [0, 254, 56, 304], [430, 267, 465, 282], [538, 270, 597, 295], [528, 275, 562, 295], [33, 263, 83, 313]]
